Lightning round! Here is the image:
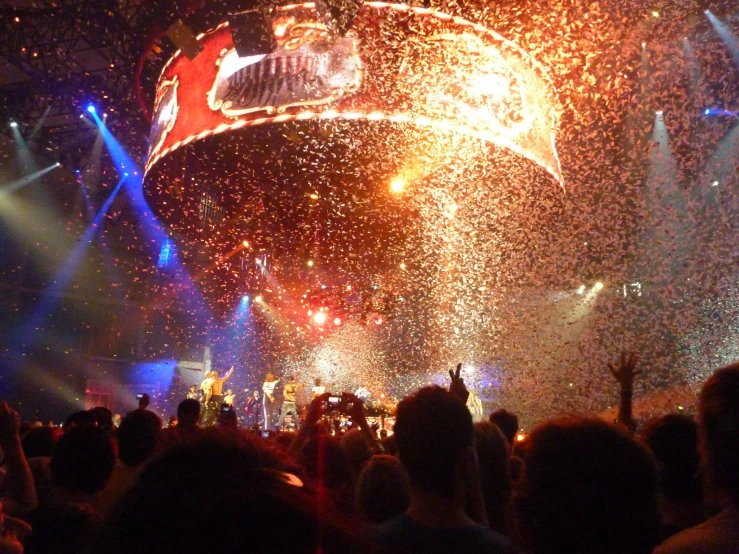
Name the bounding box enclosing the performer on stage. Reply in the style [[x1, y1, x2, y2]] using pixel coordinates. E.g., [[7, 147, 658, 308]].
[[277, 376, 304, 431], [262, 373, 279, 431], [224, 389, 235, 406], [186, 385, 198, 400], [204, 367, 234, 426], [244, 390, 261, 429], [311, 377, 326, 400]]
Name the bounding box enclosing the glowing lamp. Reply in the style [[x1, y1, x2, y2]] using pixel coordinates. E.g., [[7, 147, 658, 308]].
[[594, 282, 604, 291], [87, 105, 96, 114], [313, 311, 328, 325]]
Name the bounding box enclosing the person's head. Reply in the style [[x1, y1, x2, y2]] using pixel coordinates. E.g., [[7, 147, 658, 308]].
[[189, 385, 196, 392], [355, 455, 411, 523], [266, 373, 275, 382], [90, 407, 113, 428], [117, 409, 162, 467], [489, 409, 519, 447], [93, 429, 364, 554], [177, 399, 201, 428], [394, 386, 474, 499], [26, 501, 102, 554], [301, 434, 353, 490], [112, 414, 122, 427], [253, 391, 259, 398], [641, 414, 702, 504], [51, 425, 116, 494], [315, 377, 322, 387], [473, 421, 511, 533], [341, 428, 372, 476], [514, 416, 659, 554], [226, 389, 233, 396], [63, 410, 97, 432], [137, 393, 150, 410], [212, 370, 219, 379], [698, 362, 739, 505], [21, 426, 62, 459], [288, 375, 295, 383]]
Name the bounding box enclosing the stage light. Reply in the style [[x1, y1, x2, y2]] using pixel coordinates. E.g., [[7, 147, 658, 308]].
[[390, 177, 407, 193], [309, 193, 319, 200], [399, 262, 406, 270], [704, 108, 711, 115], [87, 105, 96, 114], [255, 295, 263, 303], [9, 121, 18, 128], [641, 42, 646, 48], [655, 110, 663, 116], [313, 311, 328, 325], [594, 282, 604, 291], [55, 162, 61, 167], [307, 260, 314, 267], [334, 317, 342, 325], [242, 295, 250, 303], [577, 285, 586, 295], [516, 433, 526, 442], [242, 240, 249, 247], [375, 317, 384, 325], [712, 181, 719, 187], [651, 10, 659, 18], [346, 285, 352, 291]]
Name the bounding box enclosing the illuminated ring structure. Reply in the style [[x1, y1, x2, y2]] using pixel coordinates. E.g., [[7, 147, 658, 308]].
[[144, 2, 563, 185]]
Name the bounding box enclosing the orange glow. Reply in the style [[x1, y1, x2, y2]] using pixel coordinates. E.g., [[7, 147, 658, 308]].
[[313, 312, 328, 325], [390, 177, 407, 193]]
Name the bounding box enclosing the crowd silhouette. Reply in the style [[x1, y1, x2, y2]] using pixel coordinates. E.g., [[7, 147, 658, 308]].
[[0, 357, 738, 553]]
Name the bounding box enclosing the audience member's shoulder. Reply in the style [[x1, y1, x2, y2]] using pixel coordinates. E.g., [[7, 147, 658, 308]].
[[371, 514, 511, 554], [654, 508, 739, 554]]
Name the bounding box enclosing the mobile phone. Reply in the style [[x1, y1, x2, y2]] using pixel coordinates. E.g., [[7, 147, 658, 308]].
[[220, 404, 233, 414], [136, 393, 144, 400], [327, 396, 342, 409], [261, 430, 270, 438]]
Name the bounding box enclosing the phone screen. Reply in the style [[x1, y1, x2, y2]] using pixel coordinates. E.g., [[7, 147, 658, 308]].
[[327, 396, 341, 408]]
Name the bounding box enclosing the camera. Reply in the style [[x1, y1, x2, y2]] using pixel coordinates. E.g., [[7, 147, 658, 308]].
[[325, 393, 354, 412], [220, 404, 233, 414], [261, 430, 271, 438], [136, 393, 144, 400]]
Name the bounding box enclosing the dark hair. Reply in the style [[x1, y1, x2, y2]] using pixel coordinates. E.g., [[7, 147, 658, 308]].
[[474, 421, 512, 535], [489, 409, 519, 446], [90, 406, 113, 428], [26, 501, 102, 554], [355, 455, 410, 523], [514, 416, 659, 554], [699, 362, 739, 504], [117, 409, 162, 467], [341, 428, 372, 476], [51, 425, 116, 493], [21, 426, 62, 459], [394, 386, 473, 497], [94, 429, 365, 554], [641, 414, 702, 502], [177, 399, 201, 426], [63, 410, 97, 431]]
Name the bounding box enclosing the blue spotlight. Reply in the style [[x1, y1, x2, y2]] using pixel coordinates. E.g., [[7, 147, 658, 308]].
[[86, 105, 96, 114], [705, 108, 711, 115], [242, 294, 250, 303], [10, 121, 18, 128]]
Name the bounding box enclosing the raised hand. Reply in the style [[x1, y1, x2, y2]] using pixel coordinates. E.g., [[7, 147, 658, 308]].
[[449, 363, 470, 403], [608, 352, 642, 390]]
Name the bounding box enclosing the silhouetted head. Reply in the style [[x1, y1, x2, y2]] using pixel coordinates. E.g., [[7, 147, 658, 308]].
[[699, 362, 739, 505], [51, 425, 116, 494], [355, 454, 410, 523], [394, 386, 473, 498], [514, 416, 659, 554], [641, 414, 701, 503], [118, 409, 162, 467], [177, 399, 201, 428], [489, 409, 519, 447]]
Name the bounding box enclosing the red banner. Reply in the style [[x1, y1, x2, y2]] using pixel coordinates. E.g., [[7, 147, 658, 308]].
[[146, 2, 563, 185]]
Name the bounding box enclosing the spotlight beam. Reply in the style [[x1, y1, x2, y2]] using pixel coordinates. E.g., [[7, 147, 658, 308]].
[[0, 163, 60, 196], [705, 11, 739, 68]]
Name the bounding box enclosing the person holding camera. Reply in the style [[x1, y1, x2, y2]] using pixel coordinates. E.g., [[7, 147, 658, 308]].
[[277, 376, 304, 431]]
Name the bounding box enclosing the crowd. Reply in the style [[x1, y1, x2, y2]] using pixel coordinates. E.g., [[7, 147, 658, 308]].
[[0, 356, 738, 554]]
